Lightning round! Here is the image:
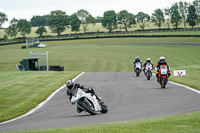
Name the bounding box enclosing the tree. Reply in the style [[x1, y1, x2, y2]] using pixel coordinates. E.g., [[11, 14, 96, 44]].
[[179, 1, 189, 28], [4, 18, 19, 39], [69, 13, 81, 33], [47, 10, 69, 36], [35, 26, 47, 36], [31, 15, 48, 27], [3, 34, 8, 40], [193, 0, 200, 24], [136, 12, 150, 30], [0, 12, 8, 27], [87, 15, 96, 26], [151, 9, 165, 29], [96, 16, 102, 23], [170, 3, 182, 29], [101, 10, 117, 32], [76, 9, 95, 33], [187, 5, 197, 28], [117, 10, 136, 32], [17, 19, 31, 37], [164, 8, 171, 29]]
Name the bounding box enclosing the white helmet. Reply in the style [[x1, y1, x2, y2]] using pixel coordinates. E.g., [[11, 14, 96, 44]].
[[159, 56, 165, 61], [146, 58, 151, 62]]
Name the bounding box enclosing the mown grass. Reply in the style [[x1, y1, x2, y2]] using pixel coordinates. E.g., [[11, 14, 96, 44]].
[[0, 38, 200, 132]]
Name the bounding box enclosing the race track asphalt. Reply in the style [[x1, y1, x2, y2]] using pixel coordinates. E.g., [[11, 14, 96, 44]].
[[1, 72, 200, 131]]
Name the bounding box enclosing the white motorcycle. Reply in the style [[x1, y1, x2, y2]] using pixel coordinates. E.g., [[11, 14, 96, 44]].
[[144, 63, 153, 80], [134, 62, 142, 77], [71, 88, 108, 115]]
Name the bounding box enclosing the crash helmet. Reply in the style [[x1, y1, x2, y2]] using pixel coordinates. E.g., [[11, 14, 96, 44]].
[[146, 58, 151, 63], [135, 57, 140, 62], [66, 80, 74, 90], [159, 56, 165, 61]]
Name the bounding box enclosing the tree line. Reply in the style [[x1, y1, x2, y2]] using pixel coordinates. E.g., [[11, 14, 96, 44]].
[[0, 0, 199, 39]]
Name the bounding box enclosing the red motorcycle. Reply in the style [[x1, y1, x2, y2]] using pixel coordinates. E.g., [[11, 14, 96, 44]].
[[157, 65, 170, 88]]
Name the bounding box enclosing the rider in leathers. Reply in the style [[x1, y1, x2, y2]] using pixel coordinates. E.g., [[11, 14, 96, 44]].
[[143, 58, 154, 73], [156, 56, 171, 82], [133, 57, 142, 69], [66, 80, 103, 113]]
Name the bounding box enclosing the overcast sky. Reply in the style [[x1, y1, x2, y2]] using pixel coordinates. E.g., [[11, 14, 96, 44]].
[[0, 0, 194, 27]]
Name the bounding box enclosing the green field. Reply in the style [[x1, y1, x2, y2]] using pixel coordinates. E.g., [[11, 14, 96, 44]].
[[1, 22, 200, 39], [0, 38, 200, 132]]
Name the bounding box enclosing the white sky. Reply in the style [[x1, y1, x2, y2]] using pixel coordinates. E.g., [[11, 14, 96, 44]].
[[0, 0, 194, 28]]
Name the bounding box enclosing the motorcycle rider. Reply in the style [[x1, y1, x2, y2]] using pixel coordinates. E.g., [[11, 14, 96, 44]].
[[133, 57, 142, 69], [143, 58, 154, 73], [156, 56, 171, 82], [66, 80, 103, 113]]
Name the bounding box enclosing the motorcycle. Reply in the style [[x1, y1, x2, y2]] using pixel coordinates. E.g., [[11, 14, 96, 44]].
[[134, 62, 142, 77], [71, 88, 108, 115], [157, 65, 169, 88], [144, 63, 153, 80]]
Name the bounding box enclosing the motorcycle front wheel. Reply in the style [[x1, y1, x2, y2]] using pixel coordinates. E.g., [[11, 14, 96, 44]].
[[81, 100, 97, 115], [136, 72, 140, 77], [147, 72, 152, 80], [100, 105, 108, 113], [161, 78, 167, 88]]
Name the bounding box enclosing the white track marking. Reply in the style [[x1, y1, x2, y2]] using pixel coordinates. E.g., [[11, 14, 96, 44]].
[[169, 81, 200, 94], [152, 73, 200, 94], [0, 72, 85, 125]]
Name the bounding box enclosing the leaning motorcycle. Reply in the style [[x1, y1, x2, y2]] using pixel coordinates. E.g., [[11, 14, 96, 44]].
[[157, 65, 169, 88], [145, 63, 153, 80], [71, 88, 108, 115], [134, 62, 142, 77]]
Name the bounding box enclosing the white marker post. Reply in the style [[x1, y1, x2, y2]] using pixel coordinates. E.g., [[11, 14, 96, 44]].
[[173, 70, 186, 76]]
